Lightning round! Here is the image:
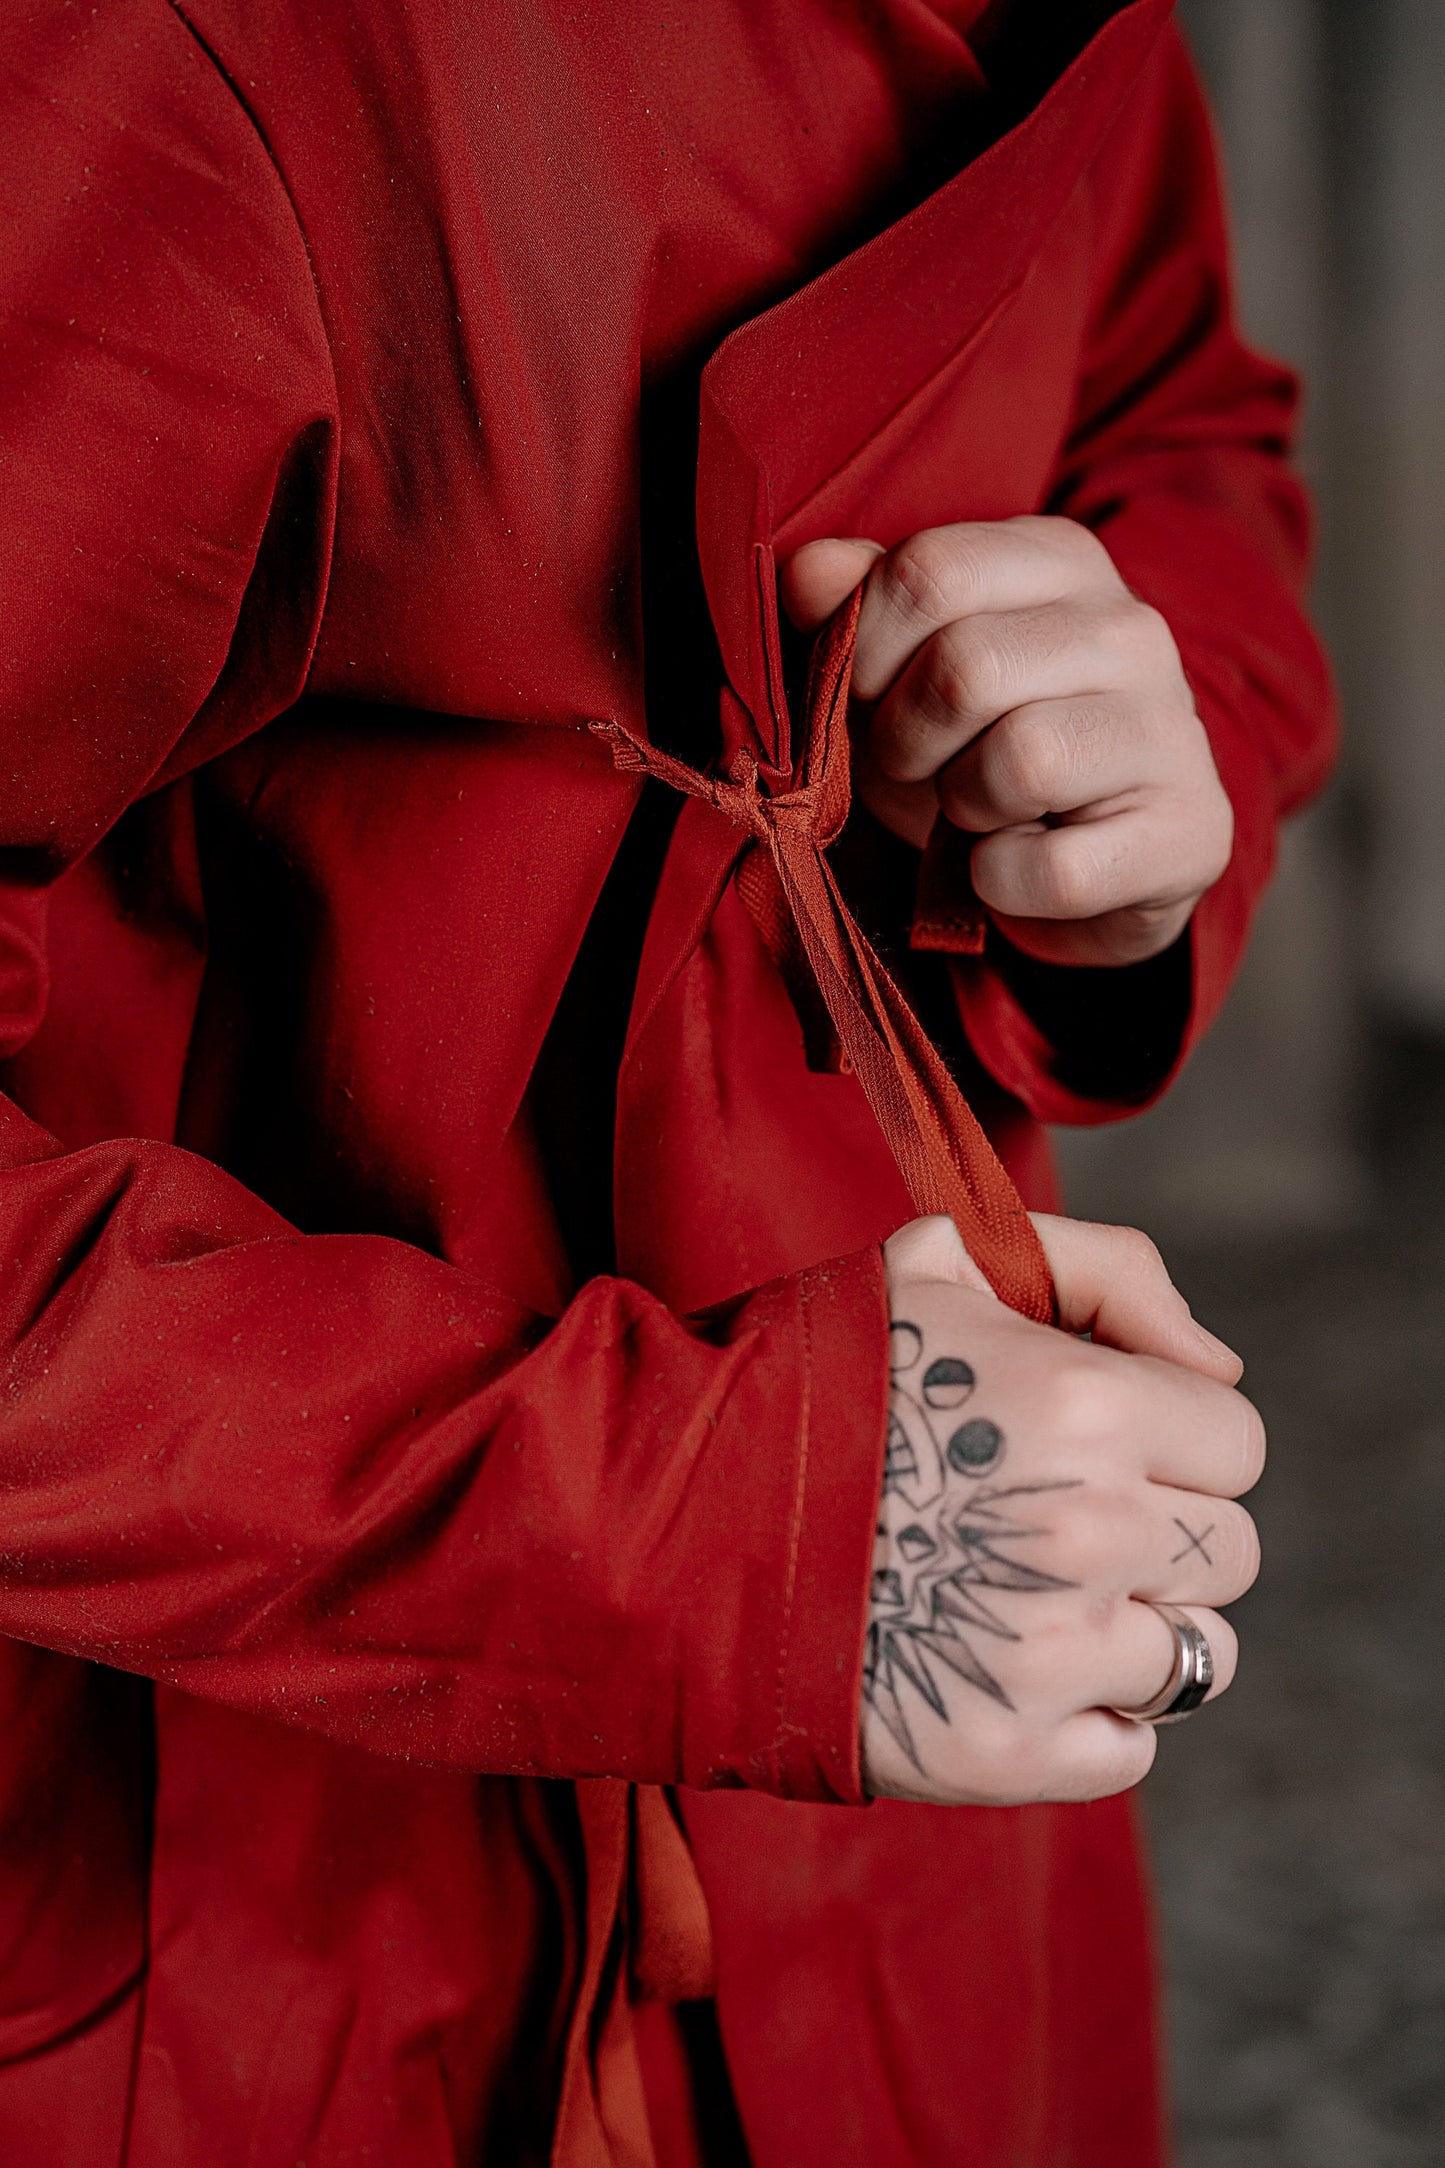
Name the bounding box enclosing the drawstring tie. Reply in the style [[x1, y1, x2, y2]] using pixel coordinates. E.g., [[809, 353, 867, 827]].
[[591, 588, 1055, 1320]]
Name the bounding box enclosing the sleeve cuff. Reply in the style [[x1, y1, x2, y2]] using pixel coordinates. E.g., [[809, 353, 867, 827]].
[[688, 1246, 889, 1807]]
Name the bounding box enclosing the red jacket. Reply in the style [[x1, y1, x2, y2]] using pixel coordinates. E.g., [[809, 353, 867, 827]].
[[0, 1, 1333, 2162]]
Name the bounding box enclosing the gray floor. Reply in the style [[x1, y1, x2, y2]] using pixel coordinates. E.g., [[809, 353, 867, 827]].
[[1146, 1222, 1445, 2168]]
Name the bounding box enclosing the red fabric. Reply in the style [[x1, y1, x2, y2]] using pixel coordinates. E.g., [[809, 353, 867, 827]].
[[0, 2, 1333, 2163], [595, 591, 1056, 1322]]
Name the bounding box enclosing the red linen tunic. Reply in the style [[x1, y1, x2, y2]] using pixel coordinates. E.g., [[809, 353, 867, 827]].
[[0, 1, 1333, 2162]]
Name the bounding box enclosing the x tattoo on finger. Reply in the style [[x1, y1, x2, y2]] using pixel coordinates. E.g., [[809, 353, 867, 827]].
[[1170, 1518, 1215, 1567]]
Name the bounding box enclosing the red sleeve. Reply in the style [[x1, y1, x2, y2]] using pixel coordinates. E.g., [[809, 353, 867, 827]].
[[0, 1099, 883, 1799], [0, 0, 882, 1805], [953, 23, 1338, 1126]]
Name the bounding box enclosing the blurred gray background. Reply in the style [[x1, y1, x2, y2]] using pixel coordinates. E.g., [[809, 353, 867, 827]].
[[1064, 5, 1445, 2162]]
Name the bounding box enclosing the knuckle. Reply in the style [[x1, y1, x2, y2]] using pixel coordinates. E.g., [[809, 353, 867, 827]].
[[887, 532, 969, 623], [1023, 513, 1107, 574], [1126, 599, 1180, 672], [1062, 516, 1112, 568], [1037, 832, 1108, 919], [883, 1211, 957, 1272], [986, 709, 1067, 812], [1040, 1356, 1128, 1449], [1110, 1222, 1167, 1280], [930, 623, 1007, 721], [1079, 1584, 1127, 1637], [1089, 589, 1164, 663]]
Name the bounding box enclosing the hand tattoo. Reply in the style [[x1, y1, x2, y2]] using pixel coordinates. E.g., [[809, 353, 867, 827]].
[[865, 1319, 1078, 1770], [1169, 1518, 1215, 1566]]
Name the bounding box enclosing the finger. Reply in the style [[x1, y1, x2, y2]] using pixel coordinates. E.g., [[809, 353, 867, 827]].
[[1012, 1599, 1238, 1736], [780, 537, 884, 632], [1127, 1356, 1267, 1497], [1101, 1598, 1238, 1713], [981, 901, 1196, 970], [868, 599, 1147, 782], [850, 517, 1119, 704], [970, 802, 1218, 924], [1035, 1478, 1259, 1612], [1030, 1214, 1242, 1381], [1023, 1708, 1159, 1801], [863, 1645, 1161, 1807], [1008, 1593, 1238, 1726], [1136, 1488, 1261, 1607], [935, 694, 1171, 833]]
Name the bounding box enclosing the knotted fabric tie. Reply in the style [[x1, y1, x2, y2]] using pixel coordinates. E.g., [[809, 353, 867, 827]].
[[592, 587, 1057, 1320]]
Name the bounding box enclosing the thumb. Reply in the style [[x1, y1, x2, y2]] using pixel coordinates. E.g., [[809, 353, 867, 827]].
[[1031, 1213, 1243, 1382], [780, 536, 884, 633]]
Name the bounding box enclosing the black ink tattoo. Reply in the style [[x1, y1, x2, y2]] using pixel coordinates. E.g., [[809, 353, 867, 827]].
[[1169, 1518, 1215, 1567], [865, 1320, 1079, 1770]]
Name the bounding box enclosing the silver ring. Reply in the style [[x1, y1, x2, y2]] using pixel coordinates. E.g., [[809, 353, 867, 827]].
[[1109, 1603, 1214, 1725]]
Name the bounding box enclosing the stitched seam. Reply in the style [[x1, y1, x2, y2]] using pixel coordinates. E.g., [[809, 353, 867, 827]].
[[771, 1270, 815, 1795]]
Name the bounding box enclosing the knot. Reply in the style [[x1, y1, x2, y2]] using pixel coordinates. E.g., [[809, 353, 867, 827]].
[[758, 782, 829, 839], [588, 719, 829, 846]]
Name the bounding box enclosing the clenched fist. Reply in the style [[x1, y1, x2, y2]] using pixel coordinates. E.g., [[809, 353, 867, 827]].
[[782, 516, 1233, 967], [864, 1214, 1262, 1807]]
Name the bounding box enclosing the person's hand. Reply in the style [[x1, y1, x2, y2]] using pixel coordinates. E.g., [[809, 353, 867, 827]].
[[864, 1213, 1262, 1806], [782, 517, 1233, 967]]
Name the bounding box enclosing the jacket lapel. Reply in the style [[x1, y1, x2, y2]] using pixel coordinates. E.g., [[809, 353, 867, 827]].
[[695, 0, 1174, 777]]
